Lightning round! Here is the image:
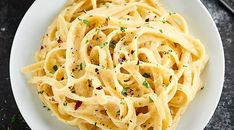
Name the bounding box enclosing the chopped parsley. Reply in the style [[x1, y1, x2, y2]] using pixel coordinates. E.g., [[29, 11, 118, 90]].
[[63, 102, 67, 106], [85, 40, 89, 44], [120, 98, 125, 104], [121, 87, 129, 96], [161, 19, 166, 23], [79, 63, 83, 70], [142, 80, 150, 88], [105, 3, 110, 8], [120, 27, 127, 32], [149, 96, 154, 103], [95, 28, 100, 34], [116, 110, 120, 115], [82, 19, 89, 26], [38, 90, 44, 94], [169, 12, 176, 16], [142, 73, 151, 78], [53, 65, 58, 72], [159, 29, 163, 33], [94, 122, 97, 126], [100, 42, 108, 48], [106, 16, 110, 21]]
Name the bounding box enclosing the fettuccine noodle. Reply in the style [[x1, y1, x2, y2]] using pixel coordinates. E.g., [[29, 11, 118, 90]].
[[22, 0, 208, 130]]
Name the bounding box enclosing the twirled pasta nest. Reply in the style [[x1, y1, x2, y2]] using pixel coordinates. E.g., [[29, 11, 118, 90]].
[[22, 0, 208, 130]]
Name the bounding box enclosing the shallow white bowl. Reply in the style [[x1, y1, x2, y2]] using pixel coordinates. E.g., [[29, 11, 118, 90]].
[[10, 0, 225, 130]]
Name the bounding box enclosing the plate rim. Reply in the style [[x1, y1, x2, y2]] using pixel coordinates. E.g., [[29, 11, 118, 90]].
[[9, 0, 225, 130]]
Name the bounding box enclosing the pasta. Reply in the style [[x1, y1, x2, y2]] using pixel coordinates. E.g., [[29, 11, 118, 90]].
[[22, 0, 208, 130]]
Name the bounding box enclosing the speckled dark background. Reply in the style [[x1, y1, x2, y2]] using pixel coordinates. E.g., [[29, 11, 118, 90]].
[[0, 0, 233, 130]]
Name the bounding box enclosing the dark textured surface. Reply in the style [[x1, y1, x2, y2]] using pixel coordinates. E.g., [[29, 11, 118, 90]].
[[0, 0, 233, 130]]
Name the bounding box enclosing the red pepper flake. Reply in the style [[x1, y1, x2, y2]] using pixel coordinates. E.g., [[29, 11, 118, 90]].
[[74, 100, 82, 110], [57, 37, 63, 43], [40, 45, 44, 50], [118, 57, 126, 63], [96, 86, 103, 90]]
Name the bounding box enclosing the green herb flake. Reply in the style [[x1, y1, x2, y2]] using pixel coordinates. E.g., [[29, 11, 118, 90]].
[[116, 110, 120, 115], [106, 16, 110, 20], [79, 63, 83, 70], [159, 29, 163, 33], [53, 65, 58, 72], [120, 27, 127, 32], [120, 98, 125, 104], [121, 87, 129, 96], [85, 40, 89, 44], [142, 73, 151, 78], [63, 102, 67, 106], [100, 42, 108, 48], [142, 80, 150, 88], [95, 28, 100, 34], [161, 19, 166, 24], [105, 3, 110, 8], [38, 90, 44, 94], [169, 12, 176, 16], [94, 122, 97, 126], [11, 114, 17, 124], [82, 19, 89, 26], [149, 96, 154, 103]]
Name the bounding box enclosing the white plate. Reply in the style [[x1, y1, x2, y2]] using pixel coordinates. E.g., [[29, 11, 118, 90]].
[[10, 0, 225, 130]]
